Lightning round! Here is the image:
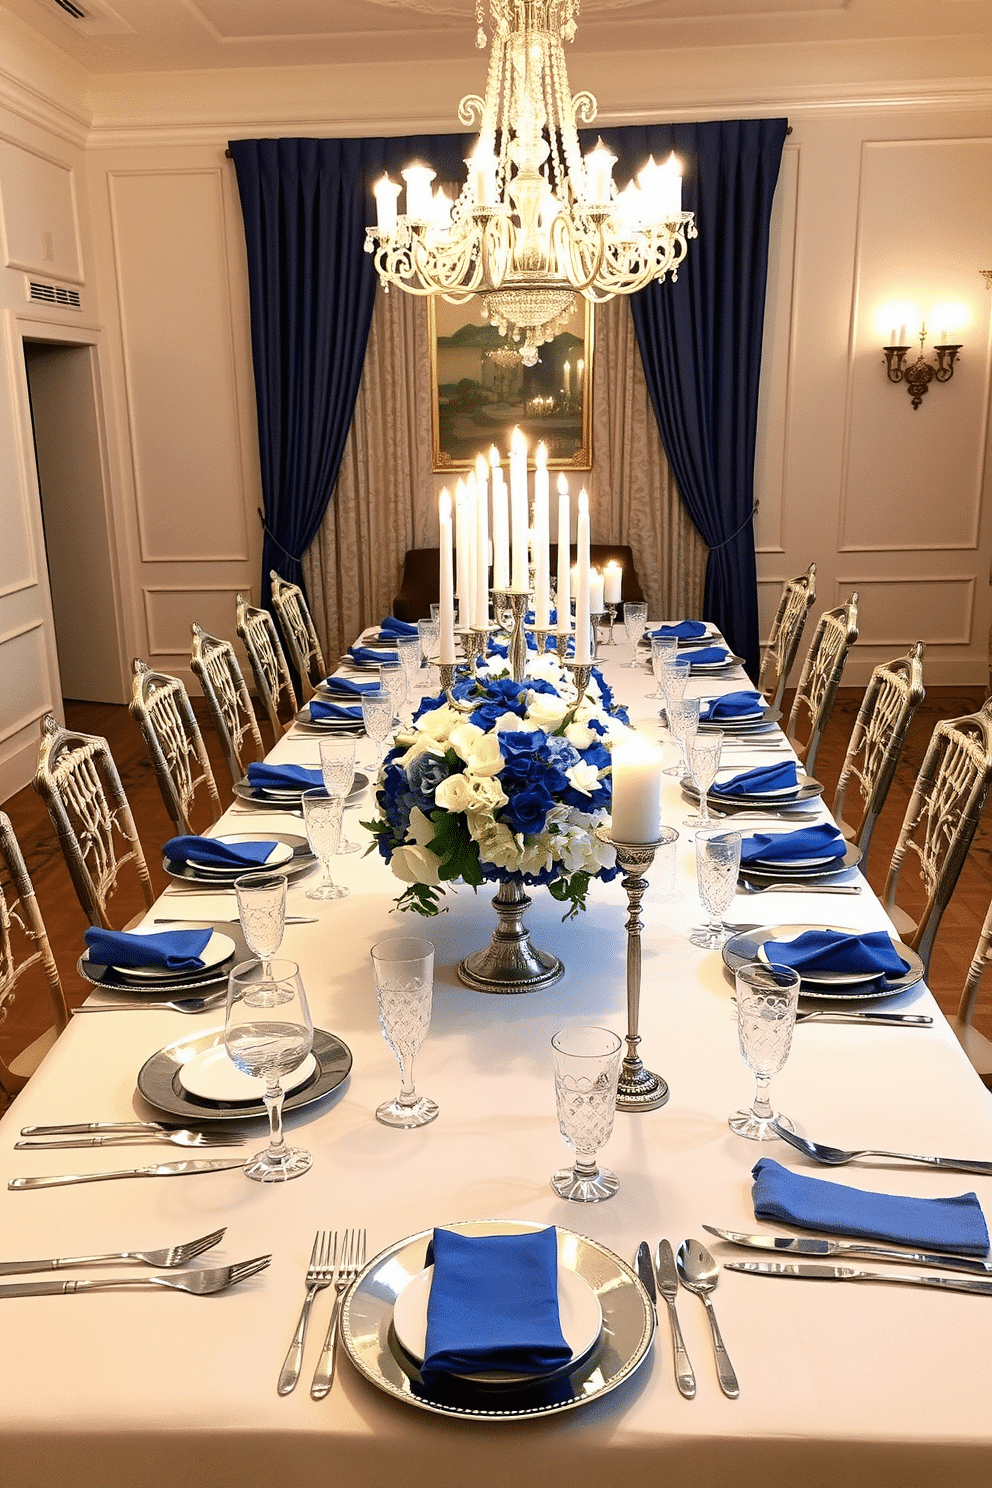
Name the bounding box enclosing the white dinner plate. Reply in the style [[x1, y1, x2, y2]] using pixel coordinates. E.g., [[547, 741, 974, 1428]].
[[178, 1042, 318, 1101], [85, 930, 236, 983], [392, 1263, 603, 1385], [188, 836, 294, 876], [749, 852, 838, 870]]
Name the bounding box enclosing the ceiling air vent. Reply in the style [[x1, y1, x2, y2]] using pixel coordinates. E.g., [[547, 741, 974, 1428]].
[[28, 279, 82, 310], [53, 0, 86, 16]]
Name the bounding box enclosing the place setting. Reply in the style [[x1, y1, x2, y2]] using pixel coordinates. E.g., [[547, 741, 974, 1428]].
[[695, 690, 783, 736], [233, 759, 369, 811], [161, 832, 316, 887], [722, 923, 925, 1004], [734, 821, 863, 889], [682, 758, 826, 814]]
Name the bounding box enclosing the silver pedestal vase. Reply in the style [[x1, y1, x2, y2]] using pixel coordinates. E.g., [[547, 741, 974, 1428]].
[[457, 877, 564, 994]]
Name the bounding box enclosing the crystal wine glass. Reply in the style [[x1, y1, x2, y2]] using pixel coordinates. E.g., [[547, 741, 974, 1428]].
[[648, 635, 678, 699], [225, 958, 313, 1182], [659, 655, 692, 734], [623, 601, 648, 667], [665, 695, 700, 777], [361, 686, 394, 770], [730, 960, 801, 1140], [233, 872, 287, 981], [417, 618, 440, 684], [301, 789, 348, 901], [684, 730, 724, 829], [379, 661, 406, 724], [371, 936, 438, 1128], [551, 1025, 623, 1202], [396, 636, 422, 703], [319, 736, 359, 853], [690, 828, 742, 949]]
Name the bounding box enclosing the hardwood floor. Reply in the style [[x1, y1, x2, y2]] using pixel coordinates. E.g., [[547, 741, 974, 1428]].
[[2, 686, 992, 1111]]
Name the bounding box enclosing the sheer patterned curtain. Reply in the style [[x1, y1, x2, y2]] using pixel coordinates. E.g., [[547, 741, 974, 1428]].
[[589, 297, 707, 620]]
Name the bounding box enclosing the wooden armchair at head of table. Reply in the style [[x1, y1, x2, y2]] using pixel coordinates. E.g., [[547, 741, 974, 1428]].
[[390, 544, 645, 623]]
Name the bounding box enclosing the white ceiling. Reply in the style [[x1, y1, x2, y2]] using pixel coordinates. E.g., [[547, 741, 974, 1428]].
[[3, 0, 992, 74]]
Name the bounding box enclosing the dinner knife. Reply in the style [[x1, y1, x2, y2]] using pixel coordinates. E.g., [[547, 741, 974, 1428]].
[[702, 1226, 992, 1276], [724, 1260, 992, 1296], [152, 916, 317, 925], [653, 1240, 696, 1398], [21, 1122, 233, 1136], [8, 1158, 246, 1189]]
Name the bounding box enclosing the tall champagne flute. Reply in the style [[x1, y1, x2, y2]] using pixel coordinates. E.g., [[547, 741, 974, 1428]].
[[396, 635, 422, 704], [225, 958, 313, 1182], [684, 731, 724, 828], [234, 872, 287, 981], [301, 789, 348, 900], [623, 601, 648, 668], [380, 661, 406, 724], [361, 686, 394, 770], [690, 829, 742, 948], [371, 937, 438, 1128], [648, 635, 678, 699], [665, 696, 700, 777], [551, 1025, 623, 1202], [659, 655, 691, 733], [319, 736, 359, 853], [730, 961, 801, 1140], [417, 618, 440, 685]]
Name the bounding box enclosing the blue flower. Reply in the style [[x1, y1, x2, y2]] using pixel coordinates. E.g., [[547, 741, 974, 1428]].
[[501, 781, 555, 834], [407, 752, 453, 815]]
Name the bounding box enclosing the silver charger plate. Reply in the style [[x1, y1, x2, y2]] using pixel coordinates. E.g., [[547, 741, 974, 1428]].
[[162, 834, 316, 886], [76, 953, 232, 995], [136, 1025, 352, 1120], [697, 705, 783, 733], [684, 773, 825, 810], [294, 705, 366, 735], [737, 840, 862, 882], [340, 1218, 654, 1421], [722, 923, 925, 1000], [233, 774, 368, 810]]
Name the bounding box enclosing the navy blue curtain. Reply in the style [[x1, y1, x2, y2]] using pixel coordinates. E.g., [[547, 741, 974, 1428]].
[[585, 120, 787, 679], [229, 134, 470, 610]]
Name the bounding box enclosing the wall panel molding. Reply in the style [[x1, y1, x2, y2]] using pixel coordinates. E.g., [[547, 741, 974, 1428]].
[[838, 573, 976, 647], [0, 619, 54, 746], [143, 584, 245, 657]]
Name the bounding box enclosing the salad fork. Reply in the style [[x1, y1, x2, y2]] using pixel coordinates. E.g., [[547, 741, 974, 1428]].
[[0, 1255, 271, 1299], [15, 1130, 246, 1150], [278, 1230, 336, 1395], [311, 1227, 367, 1398], [0, 1227, 227, 1276]]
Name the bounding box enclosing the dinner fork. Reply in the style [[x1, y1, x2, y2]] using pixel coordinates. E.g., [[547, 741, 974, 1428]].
[[278, 1230, 336, 1396], [0, 1227, 227, 1276], [72, 992, 228, 1015], [0, 1255, 271, 1299], [311, 1227, 367, 1398], [739, 878, 861, 895], [15, 1130, 246, 1150]]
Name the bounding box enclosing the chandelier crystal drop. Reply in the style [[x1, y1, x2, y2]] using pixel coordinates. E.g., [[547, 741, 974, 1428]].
[[365, 0, 697, 348]]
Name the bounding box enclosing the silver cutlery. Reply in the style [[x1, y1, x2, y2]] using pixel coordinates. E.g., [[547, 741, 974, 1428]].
[[9, 1158, 246, 1189], [725, 1260, 992, 1296], [0, 1227, 226, 1276], [278, 1230, 336, 1396], [794, 1009, 932, 1026], [311, 1226, 367, 1398], [73, 993, 227, 1015], [0, 1255, 271, 1299], [153, 916, 318, 925], [676, 1239, 739, 1398], [772, 1121, 992, 1176], [710, 810, 821, 823], [22, 1121, 244, 1136], [16, 1130, 245, 1150], [701, 1225, 992, 1276], [653, 1240, 696, 1399], [739, 879, 861, 895]]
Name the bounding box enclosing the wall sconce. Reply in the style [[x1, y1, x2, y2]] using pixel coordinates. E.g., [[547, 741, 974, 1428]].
[[883, 324, 961, 410]]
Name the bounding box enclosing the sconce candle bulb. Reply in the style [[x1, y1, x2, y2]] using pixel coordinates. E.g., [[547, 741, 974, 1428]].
[[883, 323, 961, 410]]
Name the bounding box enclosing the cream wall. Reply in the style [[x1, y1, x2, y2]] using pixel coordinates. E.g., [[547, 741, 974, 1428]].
[[0, 12, 990, 797]]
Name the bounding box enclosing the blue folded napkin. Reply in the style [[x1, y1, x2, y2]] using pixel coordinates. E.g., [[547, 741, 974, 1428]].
[[84, 927, 212, 972], [320, 676, 380, 697], [163, 837, 277, 871], [752, 1158, 990, 1257], [760, 929, 910, 981], [308, 699, 363, 722], [739, 824, 847, 867], [713, 761, 799, 797], [700, 690, 765, 723], [648, 619, 708, 641], [420, 1227, 571, 1383], [685, 646, 730, 667], [246, 762, 322, 792], [378, 616, 418, 637], [349, 646, 397, 666]]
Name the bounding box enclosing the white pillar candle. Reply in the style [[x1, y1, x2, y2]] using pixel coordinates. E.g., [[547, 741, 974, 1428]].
[[510, 426, 529, 591], [610, 736, 664, 844], [564, 361, 571, 400], [533, 442, 551, 630], [492, 463, 510, 591], [465, 475, 479, 632], [556, 475, 571, 633], [574, 489, 591, 663], [589, 567, 605, 614], [454, 476, 468, 626], [438, 488, 456, 665], [474, 459, 489, 630], [603, 560, 622, 604]]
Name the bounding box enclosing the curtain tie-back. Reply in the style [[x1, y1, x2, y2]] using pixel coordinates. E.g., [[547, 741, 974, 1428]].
[[707, 501, 759, 552], [257, 508, 305, 565]]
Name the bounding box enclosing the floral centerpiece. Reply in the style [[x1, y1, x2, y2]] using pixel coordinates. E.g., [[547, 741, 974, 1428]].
[[364, 652, 630, 920]]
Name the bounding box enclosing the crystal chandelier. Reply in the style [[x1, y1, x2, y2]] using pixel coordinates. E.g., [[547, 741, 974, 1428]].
[[365, 0, 697, 361]]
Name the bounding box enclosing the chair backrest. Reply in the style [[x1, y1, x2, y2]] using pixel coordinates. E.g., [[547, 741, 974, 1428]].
[[270, 572, 327, 698], [129, 660, 223, 836], [33, 713, 155, 930], [786, 592, 860, 774], [758, 563, 816, 709], [189, 624, 265, 785], [831, 642, 926, 857], [235, 594, 298, 740], [953, 891, 992, 1086], [883, 698, 992, 975], [0, 811, 70, 1098]]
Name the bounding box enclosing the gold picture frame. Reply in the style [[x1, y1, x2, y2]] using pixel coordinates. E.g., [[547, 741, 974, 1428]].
[[429, 296, 594, 471]]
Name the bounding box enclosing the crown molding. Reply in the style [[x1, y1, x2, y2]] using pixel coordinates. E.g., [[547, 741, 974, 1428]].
[[0, 64, 91, 148]]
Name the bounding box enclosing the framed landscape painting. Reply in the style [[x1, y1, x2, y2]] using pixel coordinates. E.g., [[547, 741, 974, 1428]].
[[429, 295, 593, 471]]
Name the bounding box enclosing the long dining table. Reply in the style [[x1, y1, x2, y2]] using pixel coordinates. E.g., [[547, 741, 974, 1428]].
[[2, 629, 991, 1488]]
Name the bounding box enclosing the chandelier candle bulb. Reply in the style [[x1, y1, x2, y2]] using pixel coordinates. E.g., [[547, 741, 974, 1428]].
[[603, 562, 622, 605], [574, 490, 592, 664], [374, 174, 401, 235], [401, 164, 436, 220], [611, 738, 665, 845], [584, 138, 617, 206], [557, 477, 572, 633], [438, 489, 456, 665]]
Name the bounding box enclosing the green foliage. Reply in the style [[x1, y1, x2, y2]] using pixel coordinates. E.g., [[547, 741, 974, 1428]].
[[547, 870, 593, 921], [427, 810, 484, 887]]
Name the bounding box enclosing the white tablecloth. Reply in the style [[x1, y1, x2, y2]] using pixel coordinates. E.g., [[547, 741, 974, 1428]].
[[2, 639, 990, 1488]]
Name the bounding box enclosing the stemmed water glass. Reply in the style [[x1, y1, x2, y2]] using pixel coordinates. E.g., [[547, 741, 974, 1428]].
[[396, 636, 422, 705], [659, 654, 691, 731], [319, 736, 359, 853], [730, 961, 801, 1140], [551, 1025, 623, 1202], [234, 872, 287, 981], [684, 731, 724, 828], [665, 695, 700, 777], [648, 635, 678, 699], [225, 958, 313, 1182], [690, 828, 742, 949], [361, 686, 394, 769], [371, 937, 438, 1128], [301, 789, 349, 900], [623, 601, 648, 668], [417, 618, 440, 683], [380, 661, 406, 724]]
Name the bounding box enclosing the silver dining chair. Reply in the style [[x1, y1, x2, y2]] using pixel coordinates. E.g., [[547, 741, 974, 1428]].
[[951, 894, 992, 1089], [785, 592, 860, 775], [235, 594, 298, 742], [270, 571, 327, 700], [189, 623, 266, 786], [129, 659, 224, 836], [0, 810, 71, 1099], [757, 563, 816, 710], [882, 698, 992, 977], [33, 713, 156, 930], [831, 642, 926, 858]]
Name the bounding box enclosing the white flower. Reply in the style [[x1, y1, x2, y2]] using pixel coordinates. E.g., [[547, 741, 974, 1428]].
[[494, 712, 540, 734], [446, 721, 485, 762], [416, 704, 461, 743], [435, 772, 507, 815], [527, 654, 567, 687], [390, 807, 442, 886], [564, 719, 595, 750], [526, 691, 570, 730], [469, 817, 523, 870], [395, 733, 447, 771], [566, 761, 604, 796], [519, 835, 554, 875], [454, 727, 504, 777]]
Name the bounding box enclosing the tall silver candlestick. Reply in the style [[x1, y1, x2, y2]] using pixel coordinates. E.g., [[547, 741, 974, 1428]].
[[610, 833, 675, 1111]]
